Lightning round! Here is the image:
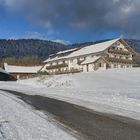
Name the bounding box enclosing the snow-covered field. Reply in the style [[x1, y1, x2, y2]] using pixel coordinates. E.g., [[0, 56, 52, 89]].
[[0, 68, 140, 139]]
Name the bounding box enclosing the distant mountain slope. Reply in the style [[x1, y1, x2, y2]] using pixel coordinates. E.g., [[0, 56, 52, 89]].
[[125, 39, 140, 53], [0, 39, 69, 59]]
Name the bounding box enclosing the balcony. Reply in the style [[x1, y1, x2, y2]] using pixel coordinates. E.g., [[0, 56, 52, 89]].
[[46, 63, 68, 70], [49, 68, 82, 75], [77, 59, 85, 65], [108, 49, 131, 55], [106, 57, 133, 64]]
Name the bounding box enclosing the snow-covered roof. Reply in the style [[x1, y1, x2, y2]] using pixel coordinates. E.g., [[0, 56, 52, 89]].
[[44, 48, 78, 63], [49, 48, 77, 57], [44, 55, 66, 63], [44, 38, 120, 63], [81, 56, 101, 65], [56, 48, 78, 55], [4, 63, 42, 74], [0, 68, 8, 74], [68, 38, 120, 58]]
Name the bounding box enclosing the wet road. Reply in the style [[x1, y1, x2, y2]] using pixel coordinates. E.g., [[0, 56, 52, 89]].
[[1, 89, 140, 140]]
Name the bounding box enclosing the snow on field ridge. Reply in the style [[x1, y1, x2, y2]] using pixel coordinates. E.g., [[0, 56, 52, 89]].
[[19, 74, 75, 88], [19, 68, 140, 90], [17, 68, 140, 120]]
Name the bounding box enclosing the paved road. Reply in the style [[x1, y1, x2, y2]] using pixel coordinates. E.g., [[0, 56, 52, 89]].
[[2, 89, 140, 140]]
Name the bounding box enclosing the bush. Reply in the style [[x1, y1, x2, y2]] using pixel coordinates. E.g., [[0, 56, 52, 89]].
[[38, 71, 49, 75]]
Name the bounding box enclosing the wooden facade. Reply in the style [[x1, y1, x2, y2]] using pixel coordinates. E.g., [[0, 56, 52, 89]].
[[10, 73, 39, 79]]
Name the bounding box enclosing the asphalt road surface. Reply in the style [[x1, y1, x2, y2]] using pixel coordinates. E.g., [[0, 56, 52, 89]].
[[1, 89, 140, 140]]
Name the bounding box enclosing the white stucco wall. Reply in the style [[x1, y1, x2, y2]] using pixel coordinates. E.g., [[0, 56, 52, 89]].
[[88, 64, 94, 72], [68, 58, 81, 70], [83, 65, 87, 72]]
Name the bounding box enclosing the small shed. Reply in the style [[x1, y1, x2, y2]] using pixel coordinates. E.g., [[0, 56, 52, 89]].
[[0, 68, 16, 81], [3, 63, 43, 79]]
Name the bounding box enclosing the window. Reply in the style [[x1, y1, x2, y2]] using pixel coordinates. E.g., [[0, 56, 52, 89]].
[[70, 59, 73, 63], [116, 41, 120, 46], [99, 63, 102, 67], [121, 65, 124, 68], [126, 56, 128, 59], [114, 64, 118, 68]]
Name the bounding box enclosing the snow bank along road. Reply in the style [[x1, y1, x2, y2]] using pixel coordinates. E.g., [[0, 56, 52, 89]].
[[0, 90, 78, 140], [2, 89, 140, 140]]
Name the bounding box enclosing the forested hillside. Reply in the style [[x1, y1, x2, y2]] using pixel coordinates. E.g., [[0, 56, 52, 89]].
[[0, 39, 70, 66]]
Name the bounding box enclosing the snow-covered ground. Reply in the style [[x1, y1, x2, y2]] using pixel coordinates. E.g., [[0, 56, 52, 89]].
[[0, 68, 140, 139], [0, 91, 77, 140]]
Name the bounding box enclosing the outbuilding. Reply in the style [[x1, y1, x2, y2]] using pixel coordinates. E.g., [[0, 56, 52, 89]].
[[0, 68, 16, 81], [81, 56, 109, 72], [3, 63, 42, 79]]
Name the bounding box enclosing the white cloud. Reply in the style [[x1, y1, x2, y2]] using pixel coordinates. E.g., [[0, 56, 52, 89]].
[[1, 0, 140, 38], [3, 0, 24, 9], [52, 39, 70, 45]]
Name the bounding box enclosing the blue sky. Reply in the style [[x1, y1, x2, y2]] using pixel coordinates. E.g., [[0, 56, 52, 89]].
[[0, 0, 139, 44]]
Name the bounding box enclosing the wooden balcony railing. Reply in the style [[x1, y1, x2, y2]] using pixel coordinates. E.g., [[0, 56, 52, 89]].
[[49, 69, 82, 75], [46, 63, 68, 70], [106, 57, 133, 64], [108, 49, 131, 55], [77, 59, 85, 65]]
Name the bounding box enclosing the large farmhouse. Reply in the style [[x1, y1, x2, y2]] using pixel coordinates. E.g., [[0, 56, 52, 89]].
[[43, 38, 136, 74]]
